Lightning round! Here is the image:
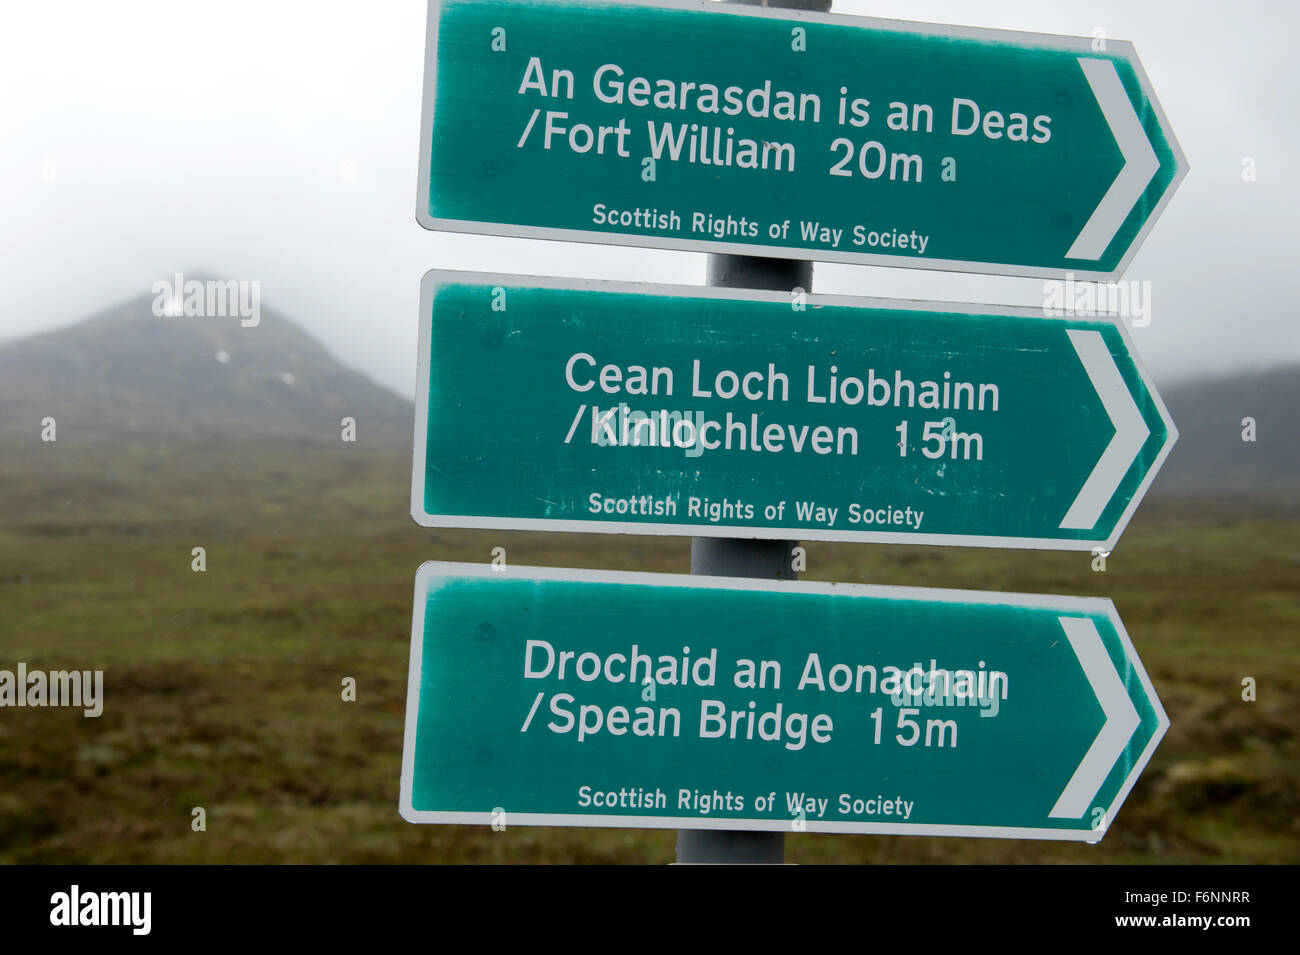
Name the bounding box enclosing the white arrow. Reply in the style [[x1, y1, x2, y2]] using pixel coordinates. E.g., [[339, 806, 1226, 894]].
[[1066, 58, 1160, 261], [1059, 329, 1149, 530], [1049, 616, 1141, 819]]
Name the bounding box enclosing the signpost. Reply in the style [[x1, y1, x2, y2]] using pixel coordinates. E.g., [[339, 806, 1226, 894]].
[[404, 0, 1185, 861], [417, 0, 1186, 279], [400, 562, 1168, 841], [411, 271, 1177, 552]]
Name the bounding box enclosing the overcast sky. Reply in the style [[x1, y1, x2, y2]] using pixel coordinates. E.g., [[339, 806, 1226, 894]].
[[2, 0, 1296, 398]]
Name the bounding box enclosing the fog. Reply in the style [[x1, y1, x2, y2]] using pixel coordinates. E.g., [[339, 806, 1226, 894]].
[[2, 0, 1296, 397]]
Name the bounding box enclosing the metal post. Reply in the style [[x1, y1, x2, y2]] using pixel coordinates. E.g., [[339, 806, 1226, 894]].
[[675, 0, 831, 866]]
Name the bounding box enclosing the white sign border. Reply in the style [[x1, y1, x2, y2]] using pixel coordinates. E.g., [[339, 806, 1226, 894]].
[[415, 0, 1189, 281], [398, 561, 1170, 841], [411, 269, 1179, 553]]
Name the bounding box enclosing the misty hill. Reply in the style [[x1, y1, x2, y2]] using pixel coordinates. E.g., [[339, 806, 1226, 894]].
[[1157, 364, 1298, 500], [0, 276, 410, 448], [0, 282, 1295, 503]]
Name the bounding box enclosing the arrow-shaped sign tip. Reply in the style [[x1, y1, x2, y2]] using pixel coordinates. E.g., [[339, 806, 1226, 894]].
[[1060, 329, 1151, 531], [1066, 58, 1161, 261], [1049, 616, 1141, 820]]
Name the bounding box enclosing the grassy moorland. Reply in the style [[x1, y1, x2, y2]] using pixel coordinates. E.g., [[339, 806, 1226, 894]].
[[0, 441, 1296, 864]]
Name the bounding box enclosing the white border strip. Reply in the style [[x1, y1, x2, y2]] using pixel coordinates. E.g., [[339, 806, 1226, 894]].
[[416, 0, 1188, 280], [398, 562, 1170, 841], [411, 269, 1179, 552]]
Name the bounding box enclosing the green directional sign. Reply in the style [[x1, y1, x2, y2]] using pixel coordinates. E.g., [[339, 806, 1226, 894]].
[[412, 272, 1177, 551], [417, 0, 1186, 279], [400, 563, 1168, 840]]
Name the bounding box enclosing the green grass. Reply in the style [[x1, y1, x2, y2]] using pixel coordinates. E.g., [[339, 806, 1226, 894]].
[[0, 443, 1296, 863]]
